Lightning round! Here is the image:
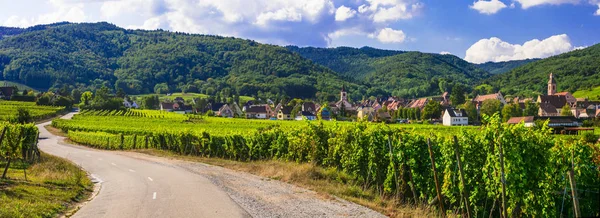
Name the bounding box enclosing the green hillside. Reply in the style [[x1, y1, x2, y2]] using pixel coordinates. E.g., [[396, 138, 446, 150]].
[[0, 80, 39, 92], [486, 44, 600, 97], [476, 59, 539, 75], [0, 22, 361, 100], [288, 46, 491, 97], [573, 86, 600, 100]]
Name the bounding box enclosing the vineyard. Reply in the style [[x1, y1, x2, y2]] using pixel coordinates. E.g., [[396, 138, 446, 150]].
[[0, 122, 40, 178], [0, 100, 66, 121], [52, 110, 600, 217]]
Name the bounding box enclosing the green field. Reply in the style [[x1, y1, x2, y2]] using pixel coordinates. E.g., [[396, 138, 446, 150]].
[[131, 93, 255, 104], [0, 80, 39, 92], [53, 109, 475, 137], [573, 86, 600, 100], [0, 101, 66, 121]]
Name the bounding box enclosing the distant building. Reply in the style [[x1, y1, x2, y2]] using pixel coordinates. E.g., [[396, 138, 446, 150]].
[[506, 116, 535, 127], [537, 74, 573, 117], [246, 105, 271, 119], [160, 102, 174, 112], [277, 106, 294, 120], [407, 98, 428, 110], [472, 92, 507, 106], [335, 86, 354, 111], [442, 108, 468, 126], [295, 111, 316, 121], [0, 86, 15, 100], [216, 104, 234, 118]]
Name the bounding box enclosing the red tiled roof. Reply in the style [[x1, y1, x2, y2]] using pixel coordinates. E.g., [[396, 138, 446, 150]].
[[506, 116, 534, 124], [473, 93, 501, 103], [408, 98, 427, 109]]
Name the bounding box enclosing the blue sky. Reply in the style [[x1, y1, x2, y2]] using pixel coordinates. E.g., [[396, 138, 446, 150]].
[[1, 0, 599, 63]]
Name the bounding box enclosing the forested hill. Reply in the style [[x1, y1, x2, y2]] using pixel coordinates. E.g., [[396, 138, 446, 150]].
[[476, 59, 540, 75], [288, 46, 491, 97], [0, 22, 363, 100], [486, 44, 600, 97]]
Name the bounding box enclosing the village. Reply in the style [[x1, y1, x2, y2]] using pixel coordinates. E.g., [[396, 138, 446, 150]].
[[128, 74, 598, 133]]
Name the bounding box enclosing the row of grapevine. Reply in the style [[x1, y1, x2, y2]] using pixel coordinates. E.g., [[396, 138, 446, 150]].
[[0, 122, 40, 176], [0, 100, 66, 121], [62, 114, 600, 217]]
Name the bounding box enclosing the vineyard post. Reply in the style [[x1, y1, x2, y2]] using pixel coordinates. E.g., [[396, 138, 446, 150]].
[[498, 136, 507, 218], [133, 135, 137, 149], [387, 136, 400, 196], [453, 136, 472, 218], [568, 148, 580, 217], [120, 134, 124, 150], [405, 163, 419, 204], [427, 138, 445, 217], [145, 136, 149, 149]]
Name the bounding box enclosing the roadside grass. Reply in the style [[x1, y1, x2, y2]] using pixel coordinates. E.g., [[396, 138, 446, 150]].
[[135, 149, 437, 218], [0, 153, 92, 218]]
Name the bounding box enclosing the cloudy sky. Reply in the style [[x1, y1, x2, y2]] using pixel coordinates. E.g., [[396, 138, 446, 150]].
[[1, 0, 599, 63]]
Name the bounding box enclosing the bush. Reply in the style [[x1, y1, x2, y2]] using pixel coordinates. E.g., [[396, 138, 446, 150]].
[[582, 131, 598, 143]]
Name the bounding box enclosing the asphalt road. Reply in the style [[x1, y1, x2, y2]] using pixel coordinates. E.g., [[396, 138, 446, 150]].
[[37, 114, 250, 218]]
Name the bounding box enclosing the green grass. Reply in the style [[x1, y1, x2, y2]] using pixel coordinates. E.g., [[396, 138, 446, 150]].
[[0, 80, 39, 92], [573, 86, 600, 100], [131, 92, 255, 104], [0, 153, 92, 218]]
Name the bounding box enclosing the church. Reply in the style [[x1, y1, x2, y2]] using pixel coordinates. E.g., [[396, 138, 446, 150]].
[[537, 73, 576, 116]]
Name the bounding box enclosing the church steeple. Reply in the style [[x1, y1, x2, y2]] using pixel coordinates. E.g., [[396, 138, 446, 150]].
[[548, 73, 556, 95], [340, 85, 347, 102]]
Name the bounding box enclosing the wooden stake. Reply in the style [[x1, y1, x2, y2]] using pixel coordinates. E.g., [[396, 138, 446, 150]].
[[427, 138, 445, 217], [453, 136, 472, 218], [133, 135, 137, 149], [498, 135, 508, 218], [568, 149, 580, 217]]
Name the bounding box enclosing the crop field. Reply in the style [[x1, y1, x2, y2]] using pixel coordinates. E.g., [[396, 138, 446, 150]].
[[52, 109, 475, 137], [0, 101, 65, 121], [52, 109, 600, 217], [132, 92, 255, 104]]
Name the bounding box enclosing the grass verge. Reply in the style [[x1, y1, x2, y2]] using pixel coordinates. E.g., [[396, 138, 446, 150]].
[[0, 152, 92, 218], [135, 149, 435, 217]]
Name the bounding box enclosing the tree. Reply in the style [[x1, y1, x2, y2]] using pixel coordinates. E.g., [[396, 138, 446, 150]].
[[439, 80, 448, 94], [450, 84, 466, 106], [154, 83, 169, 94], [116, 88, 126, 98], [142, 95, 160, 110], [523, 100, 538, 116], [501, 103, 522, 122], [71, 89, 82, 104], [560, 104, 573, 116], [480, 99, 502, 117], [80, 91, 93, 106], [421, 100, 442, 120], [461, 101, 478, 124]]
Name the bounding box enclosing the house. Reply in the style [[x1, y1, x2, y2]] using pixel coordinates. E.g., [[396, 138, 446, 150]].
[[319, 107, 331, 120], [302, 102, 318, 114], [123, 98, 139, 109], [217, 104, 234, 118], [556, 92, 577, 107], [407, 98, 428, 110], [210, 103, 226, 113], [375, 110, 392, 122], [277, 106, 294, 120], [0, 86, 15, 100], [295, 111, 316, 121], [246, 105, 271, 119], [160, 102, 174, 112], [357, 106, 375, 121], [537, 95, 568, 116], [472, 92, 507, 106], [442, 108, 468, 126], [506, 116, 535, 127]]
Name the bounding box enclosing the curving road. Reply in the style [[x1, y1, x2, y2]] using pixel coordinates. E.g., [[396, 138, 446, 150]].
[[37, 114, 250, 218]]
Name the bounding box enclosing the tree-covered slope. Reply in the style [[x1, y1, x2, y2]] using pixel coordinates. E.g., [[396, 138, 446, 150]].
[[476, 59, 540, 75], [486, 44, 600, 97], [0, 22, 360, 100], [288, 46, 490, 97]]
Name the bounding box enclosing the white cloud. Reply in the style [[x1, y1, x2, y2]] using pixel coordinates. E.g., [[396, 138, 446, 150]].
[[514, 0, 580, 9], [465, 34, 576, 63], [335, 5, 356, 21], [371, 28, 406, 43], [470, 0, 508, 14], [371, 2, 424, 22], [127, 17, 162, 30], [595, 3, 600, 15], [440, 51, 452, 55], [2, 0, 86, 27]]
